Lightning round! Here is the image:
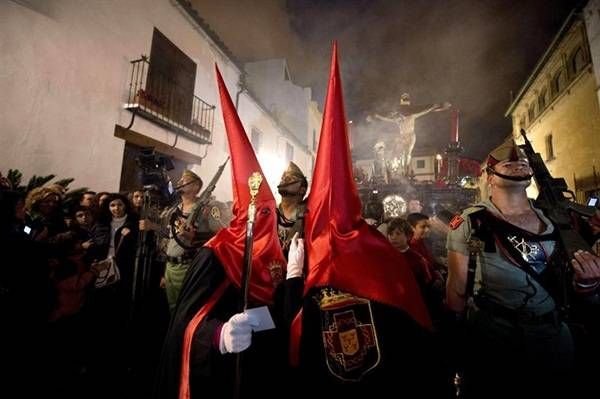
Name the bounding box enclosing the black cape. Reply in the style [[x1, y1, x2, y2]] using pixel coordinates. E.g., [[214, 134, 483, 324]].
[[293, 283, 451, 398], [154, 247, 288, 399]]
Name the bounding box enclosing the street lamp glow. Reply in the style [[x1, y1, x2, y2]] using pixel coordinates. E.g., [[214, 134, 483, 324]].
[[257, 151, 287, 197]]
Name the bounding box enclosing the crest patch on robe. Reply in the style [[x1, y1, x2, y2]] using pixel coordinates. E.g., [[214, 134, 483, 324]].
[[316, 289, 381, 381]]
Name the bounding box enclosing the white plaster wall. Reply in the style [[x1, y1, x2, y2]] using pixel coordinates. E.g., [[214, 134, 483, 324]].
[[1, 0, 130, 192], [307, 100, 322, 159], [236, 94, 295, 198], [245, 59, 310, 146], [203, 63, 315, 201], [0, 0, 313, 203], [1, 0, 229, 192]]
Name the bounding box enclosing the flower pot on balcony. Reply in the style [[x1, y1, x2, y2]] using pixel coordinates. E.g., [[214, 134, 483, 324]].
[[135, 89, 166, 115]]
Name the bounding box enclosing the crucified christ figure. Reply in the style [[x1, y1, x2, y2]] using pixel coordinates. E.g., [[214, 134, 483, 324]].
[[368, 93, 450, 175]]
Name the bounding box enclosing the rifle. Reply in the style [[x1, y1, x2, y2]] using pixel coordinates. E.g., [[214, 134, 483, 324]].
[[171, 157, 229, 249], [192, 156, 230, 219], [519, 128, 596, 314]]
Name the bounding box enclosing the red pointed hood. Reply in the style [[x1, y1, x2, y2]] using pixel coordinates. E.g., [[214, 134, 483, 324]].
[[304, 42, 431, 329], [205, 65, 286, 304]]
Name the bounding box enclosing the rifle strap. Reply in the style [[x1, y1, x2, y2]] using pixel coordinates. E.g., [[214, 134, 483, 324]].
[[467, 208, 558, 300]]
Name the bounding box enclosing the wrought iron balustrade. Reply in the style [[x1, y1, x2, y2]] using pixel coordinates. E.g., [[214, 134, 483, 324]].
[[125, 56, 214, 145]]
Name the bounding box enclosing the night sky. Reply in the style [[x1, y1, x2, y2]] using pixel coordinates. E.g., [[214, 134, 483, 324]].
[[195, 0, 578, 161]]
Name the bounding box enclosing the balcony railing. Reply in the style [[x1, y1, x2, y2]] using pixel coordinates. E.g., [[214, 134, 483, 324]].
[[124, 56, 214, 145]]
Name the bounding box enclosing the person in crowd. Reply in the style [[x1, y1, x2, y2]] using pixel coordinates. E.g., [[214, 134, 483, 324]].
[[85, 193, 139, 392], [387, 217, 432, 286], [90, 193, 139, 299], [0, 188, 53, 396], [46, 254, 108, 394], [428, 206, 455, 266], [79, 191, 97, 208], [276, 161, 308, 255], [25, 186, 67, 240], [94, 191, 110, 211], [584, 208, 600, 256], [404, 213, 445, 326], [407, 198, 423, 214], [69, 205, 95, 265], [446, 141, 600, 397], [285, 44, 448, 398], [363, 190, 384, 227], [73, 205, 94, 232], [577, 206, 600, 393], [408, 212, 445, 288], [139, 170, 206, 314], [407, 213, 432, 258], [155, 67, 290, 399], [0, 172, 12, 189], [129, 189, 144, 215]]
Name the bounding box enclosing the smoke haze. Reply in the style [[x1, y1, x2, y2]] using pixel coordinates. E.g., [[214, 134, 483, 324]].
[[193, 0, 576, 160]]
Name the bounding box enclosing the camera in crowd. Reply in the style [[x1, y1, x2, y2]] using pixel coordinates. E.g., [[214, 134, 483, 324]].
[[136, 147, 175, 205]]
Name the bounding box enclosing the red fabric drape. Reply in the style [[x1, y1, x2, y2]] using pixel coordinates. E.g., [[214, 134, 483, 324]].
[[303, 42, 431, 328], [178, 66, 286, 398], [205, 65, 286, 305]]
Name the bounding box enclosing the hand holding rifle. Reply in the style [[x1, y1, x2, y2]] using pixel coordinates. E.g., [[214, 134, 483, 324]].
[[519, 129, 600, 299]]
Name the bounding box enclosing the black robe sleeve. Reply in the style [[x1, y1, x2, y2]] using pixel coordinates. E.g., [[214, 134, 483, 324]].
[[280, 276, 304, 325], [155, 247, 292, 399], [153, 247, 225, 399]]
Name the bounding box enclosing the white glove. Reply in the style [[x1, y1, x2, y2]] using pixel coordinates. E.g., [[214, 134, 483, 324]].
[[286, 232, 304, 279], [219, 312, 259, 354]]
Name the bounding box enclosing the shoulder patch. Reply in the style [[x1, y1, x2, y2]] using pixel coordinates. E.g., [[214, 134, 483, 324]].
[[449, 215, 465, 230], [210, 206, 221, 220]]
